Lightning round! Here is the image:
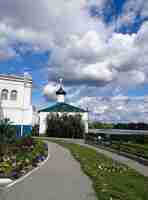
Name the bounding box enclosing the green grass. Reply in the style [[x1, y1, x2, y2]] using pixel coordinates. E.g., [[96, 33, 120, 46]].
[[110, 142, 148, 159], [49, 140, 148, 200]]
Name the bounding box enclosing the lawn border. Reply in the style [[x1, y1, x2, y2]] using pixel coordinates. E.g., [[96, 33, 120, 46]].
[[5, 141, 50, 189], [86, 142, 148, 166]]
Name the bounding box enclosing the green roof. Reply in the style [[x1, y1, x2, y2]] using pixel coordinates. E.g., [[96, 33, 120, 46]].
[[39, 102, 87, 113]]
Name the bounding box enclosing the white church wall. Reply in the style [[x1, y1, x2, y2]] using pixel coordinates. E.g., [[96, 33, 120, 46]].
[[0, 79, 32, 109], [2, 107, 33, 125], [39, 112, 48, 134], [0, 75, 33, 127], [32, 107, 39, 126], [57, 94, 65, 103], [81, 112, 89, 134]]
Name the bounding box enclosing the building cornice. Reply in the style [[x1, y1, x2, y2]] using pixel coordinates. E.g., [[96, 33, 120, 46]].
[[0, 74, 32, 84], [0, 106, 32, 111]]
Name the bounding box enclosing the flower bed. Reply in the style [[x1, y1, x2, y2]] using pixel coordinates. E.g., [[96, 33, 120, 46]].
[[0, 137, 48, 180]]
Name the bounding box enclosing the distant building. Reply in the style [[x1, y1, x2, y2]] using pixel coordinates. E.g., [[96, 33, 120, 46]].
[[0, 73, 35, 136], [39, 80, 89, 135]]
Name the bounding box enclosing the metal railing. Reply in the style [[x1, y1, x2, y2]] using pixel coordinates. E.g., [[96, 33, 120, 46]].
[[89, 129, 148, 135]]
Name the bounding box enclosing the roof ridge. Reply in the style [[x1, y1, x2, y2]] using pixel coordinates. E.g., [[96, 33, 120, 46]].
[[39, 102, 87, 113]]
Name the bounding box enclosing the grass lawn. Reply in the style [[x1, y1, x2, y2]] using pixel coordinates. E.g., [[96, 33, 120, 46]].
[[110, 142, 148, 159], [49, 140, 148, 200]]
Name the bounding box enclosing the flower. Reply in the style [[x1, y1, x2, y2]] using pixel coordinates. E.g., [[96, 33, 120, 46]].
[[98, 165, 102, 170], [3, 155, 10, 162], [12, 162, 17, 167], [11, 155, 16, 160], [11, 171, 19, 179], [25, 158, 30, 164]]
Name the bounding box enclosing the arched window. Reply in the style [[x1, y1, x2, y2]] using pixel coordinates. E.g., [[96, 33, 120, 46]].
[[10, 90, 17, 101], [1, 89, 8, 100]]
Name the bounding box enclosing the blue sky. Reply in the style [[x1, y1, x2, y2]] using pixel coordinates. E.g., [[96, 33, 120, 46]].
[[0, 0, 148, 122]]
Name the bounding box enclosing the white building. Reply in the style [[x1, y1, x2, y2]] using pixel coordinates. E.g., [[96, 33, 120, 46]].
[[39, 81, 89, 135], [0, 73, 34, 136]]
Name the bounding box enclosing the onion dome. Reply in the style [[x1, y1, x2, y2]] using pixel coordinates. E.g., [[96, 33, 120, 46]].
[[56, 86, 66, 95]]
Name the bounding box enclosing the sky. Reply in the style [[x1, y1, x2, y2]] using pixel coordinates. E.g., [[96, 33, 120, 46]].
[[0, 0, 148, 122]]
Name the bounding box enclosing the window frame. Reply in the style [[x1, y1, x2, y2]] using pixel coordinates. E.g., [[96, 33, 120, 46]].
[[10, 90, 18, 101], [1, 89, 9, 100]]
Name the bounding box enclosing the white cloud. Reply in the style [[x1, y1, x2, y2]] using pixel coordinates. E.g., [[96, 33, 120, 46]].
[[0, 0, 148, 89], [43, 82, 57, 101], [0, 0, 148, 122], [76, 95, 148, 122]]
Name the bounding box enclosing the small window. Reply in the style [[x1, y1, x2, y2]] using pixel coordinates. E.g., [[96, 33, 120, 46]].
[[10, 90, 17, 101], [1, 89, 8, 100]]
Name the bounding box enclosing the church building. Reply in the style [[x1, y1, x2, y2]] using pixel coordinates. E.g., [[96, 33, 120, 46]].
[[39, 80, 89, 135], [0, 73, 35, 136]]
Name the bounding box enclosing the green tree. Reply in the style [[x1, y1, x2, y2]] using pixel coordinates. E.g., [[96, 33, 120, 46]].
[[32, 124, 39, 136], [46, 114, 84, 139], [0, 118, 17, 155], [89, 122, 113, 129]]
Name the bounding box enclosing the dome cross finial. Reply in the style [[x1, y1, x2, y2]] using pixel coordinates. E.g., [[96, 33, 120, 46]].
[[59, 78, 63, 87], [56, 78, 66, 103]]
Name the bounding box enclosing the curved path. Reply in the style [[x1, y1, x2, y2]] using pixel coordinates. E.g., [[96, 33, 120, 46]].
[[38, 137, 148, 177], [4, 142, 96, 200]]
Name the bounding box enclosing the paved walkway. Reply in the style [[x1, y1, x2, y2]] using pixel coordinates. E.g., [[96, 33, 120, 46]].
[[3, 142, 96, 200], [40, 137, 148, 177]]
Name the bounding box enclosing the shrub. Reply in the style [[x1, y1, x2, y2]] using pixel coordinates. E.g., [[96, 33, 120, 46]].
[[0, 119, 17, 155], [15, 136, 34, 148], [32, 125, 39, 136], [46, 114, 84, 138], [0, 161, 12, 175]]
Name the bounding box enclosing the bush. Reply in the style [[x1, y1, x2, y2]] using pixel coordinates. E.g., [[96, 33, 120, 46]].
[[0, 119, 17, 155], [32, 125, 39, 136], [0, 137, 48, 179], [15, 135, 34, 148], [46, 114, 84, 138]]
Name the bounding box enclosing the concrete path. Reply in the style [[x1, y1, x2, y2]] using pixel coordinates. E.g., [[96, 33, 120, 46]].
[[34, 137, 148, 177], [2, 142, 96, 200]]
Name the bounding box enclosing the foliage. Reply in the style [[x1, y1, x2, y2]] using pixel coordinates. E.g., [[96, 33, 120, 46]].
[[89, 122, 113, 129], [46, 114, 84, 138], [0, 161, 12, 174], [114, 122, 148, 130], [0, 118, 17, 144], [53, 141, 148, 200], [111, 142, 148, 159], [32, 125, 39, 136], [85, 133, 148, 159], [0, 137, 48, 179], [0, 118, 17, 155], [89, 121, 148, 130], [15, 135, 35, 147]]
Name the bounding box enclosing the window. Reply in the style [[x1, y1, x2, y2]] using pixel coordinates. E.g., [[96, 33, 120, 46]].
[[10, 90, 17, 101], [1, 89, 8, 100]]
